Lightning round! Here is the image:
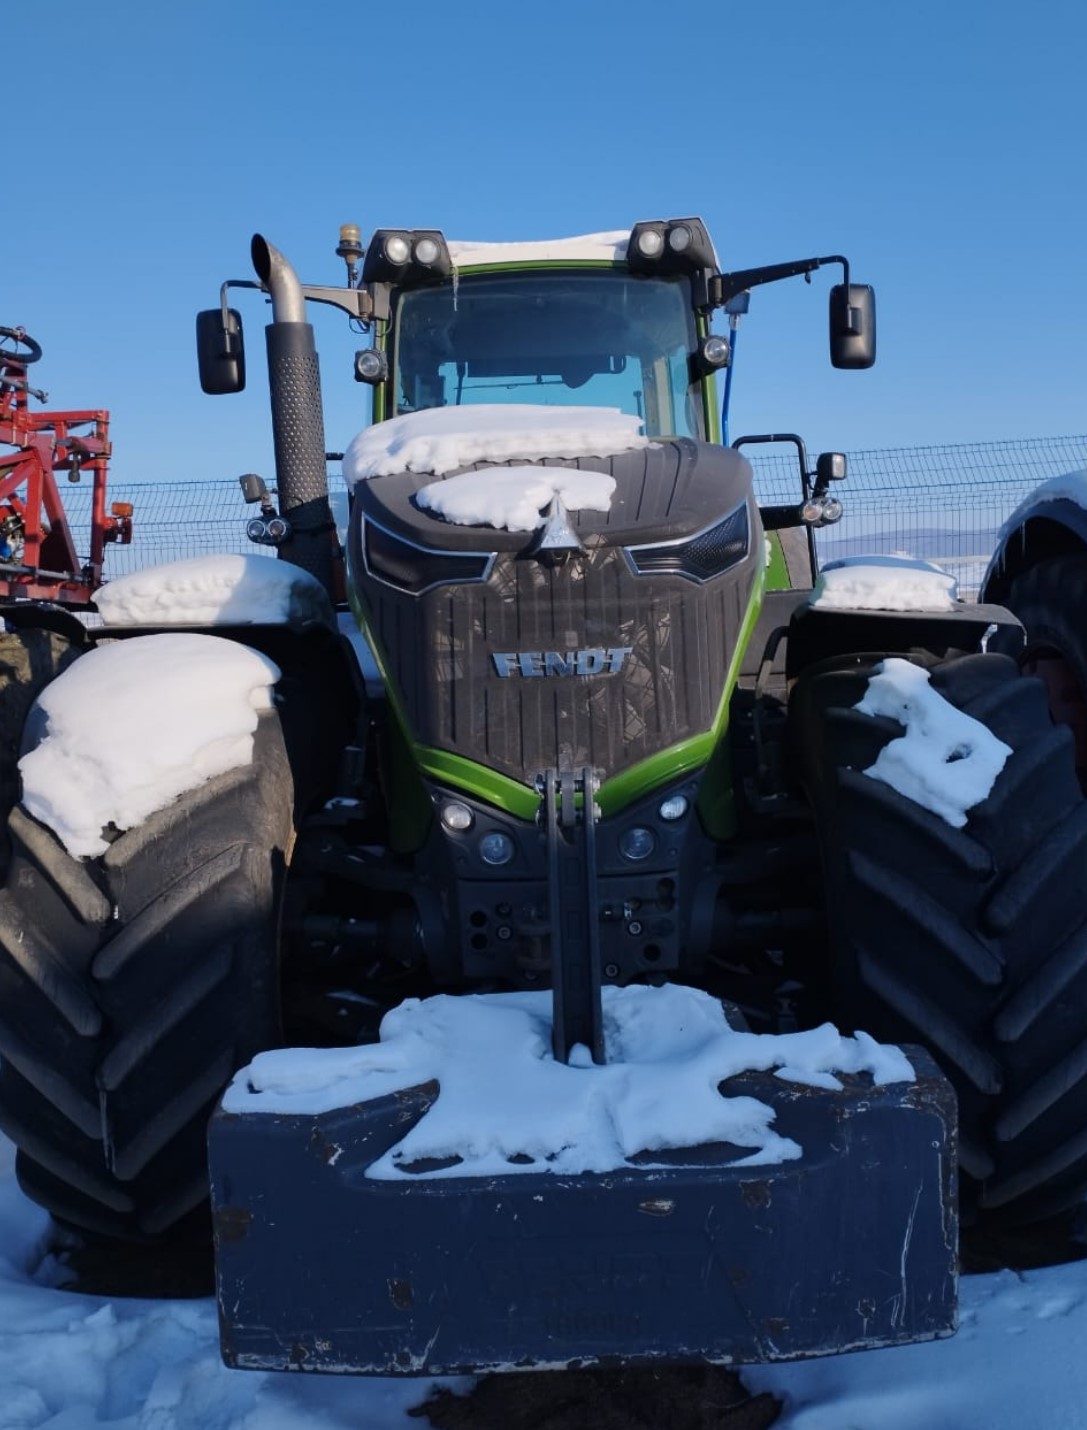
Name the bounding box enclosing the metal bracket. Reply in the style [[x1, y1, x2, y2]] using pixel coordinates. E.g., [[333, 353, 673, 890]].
[[543, 767, 604, 1064]]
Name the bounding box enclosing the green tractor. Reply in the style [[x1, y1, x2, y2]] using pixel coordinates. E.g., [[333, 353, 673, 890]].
[[2, 217, 1087, 1373]]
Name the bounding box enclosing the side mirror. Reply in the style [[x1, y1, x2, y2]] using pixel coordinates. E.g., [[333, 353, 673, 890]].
[[829, 284, 876, 370], [197, 308, 246, 394]]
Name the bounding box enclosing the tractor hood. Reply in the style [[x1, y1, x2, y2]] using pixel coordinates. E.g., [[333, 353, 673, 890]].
[[347, 417, 762, 796]]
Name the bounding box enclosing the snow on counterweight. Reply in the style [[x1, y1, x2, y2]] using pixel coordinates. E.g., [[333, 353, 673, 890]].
[[854, 657, 1012, 827], [19, 634, 281, 859], [223, 984, 914, 1180]]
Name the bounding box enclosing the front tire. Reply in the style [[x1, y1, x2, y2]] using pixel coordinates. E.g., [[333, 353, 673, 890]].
[[0, 708, 293, 1242], [0, 628, 79, 870], [793, 651, 1087, 1227]]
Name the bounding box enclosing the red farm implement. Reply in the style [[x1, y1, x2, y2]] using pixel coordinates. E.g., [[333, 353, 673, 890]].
[[0, 325, 131, 606]]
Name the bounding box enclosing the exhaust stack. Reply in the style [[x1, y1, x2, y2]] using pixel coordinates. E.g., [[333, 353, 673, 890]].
[[250, 234, 335, 597]]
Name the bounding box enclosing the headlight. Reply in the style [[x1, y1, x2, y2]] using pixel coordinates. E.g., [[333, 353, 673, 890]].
[[362, 229, 453, 284], [440, 801, 474, 833], [384, 234, 411, 265], [697, 334, 731, 371], [627, 217, 717, 274], [636, 228, 665, 258], [354, 349, 389, 384]]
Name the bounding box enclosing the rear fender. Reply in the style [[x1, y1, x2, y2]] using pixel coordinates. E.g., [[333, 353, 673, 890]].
[[981, 498, 1087, 605]]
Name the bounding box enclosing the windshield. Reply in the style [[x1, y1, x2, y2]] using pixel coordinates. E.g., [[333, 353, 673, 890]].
[[391, 271, 704, 439]]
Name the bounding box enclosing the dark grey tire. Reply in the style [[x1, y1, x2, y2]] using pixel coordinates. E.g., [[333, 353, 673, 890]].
[[792, 650, 1087, 1227], [1001, 553, 1087, 787], [0, 707, 293, 1241], [0, 628, 79, 865]]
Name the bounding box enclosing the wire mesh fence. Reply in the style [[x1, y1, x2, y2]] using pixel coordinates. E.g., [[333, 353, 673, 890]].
[[45, 434, 1087, 599], [748, 435, 1087, 594]]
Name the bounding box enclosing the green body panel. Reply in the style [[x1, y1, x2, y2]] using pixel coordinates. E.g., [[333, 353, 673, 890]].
[[414, 747, 541, 820], [764, 532, 791, 590]]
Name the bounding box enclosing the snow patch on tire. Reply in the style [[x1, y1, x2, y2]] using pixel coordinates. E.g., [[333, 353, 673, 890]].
[[19, 634, 281, 858], [854, 657, 1012, 827]]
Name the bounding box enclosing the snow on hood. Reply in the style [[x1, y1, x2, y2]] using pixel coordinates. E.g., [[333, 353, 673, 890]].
[[343, 405, 647, 487], [811, 554, 958, 612], [447, 231, 630, 267], [997, 468, 1087, 539], [20, 634, 281, 859], [95, 553, 334, 628], [224, 984, 915, 1180], [854, 657, 1012, 827], [416, 465, 615, 531]]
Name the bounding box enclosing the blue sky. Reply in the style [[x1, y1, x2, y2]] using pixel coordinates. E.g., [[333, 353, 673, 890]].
[[5, 0, 1085, 489]]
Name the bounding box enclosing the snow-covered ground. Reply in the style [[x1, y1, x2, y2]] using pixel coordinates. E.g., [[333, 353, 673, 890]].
[[0, 1131, 1084, 1430]]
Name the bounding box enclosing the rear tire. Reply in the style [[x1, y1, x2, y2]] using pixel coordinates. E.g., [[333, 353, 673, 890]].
[[1001, 553, 1087, 787], [793, 650, 1087, 1227]]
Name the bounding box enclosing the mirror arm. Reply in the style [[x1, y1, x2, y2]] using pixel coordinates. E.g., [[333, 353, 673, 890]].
[[299, 285, 374, 324], [218, 281, 261, 353], [712, 255, 849, 308], [221, 279, 372, 325]]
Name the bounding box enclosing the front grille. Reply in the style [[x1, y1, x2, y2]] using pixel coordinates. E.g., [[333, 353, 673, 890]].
[[361, 537, 757, 785]]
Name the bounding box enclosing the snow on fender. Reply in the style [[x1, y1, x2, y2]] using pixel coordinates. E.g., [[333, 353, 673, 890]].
[[94, 552, 334, 628], [19, 633, 281, 859], [810, 553, 958, 612]]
